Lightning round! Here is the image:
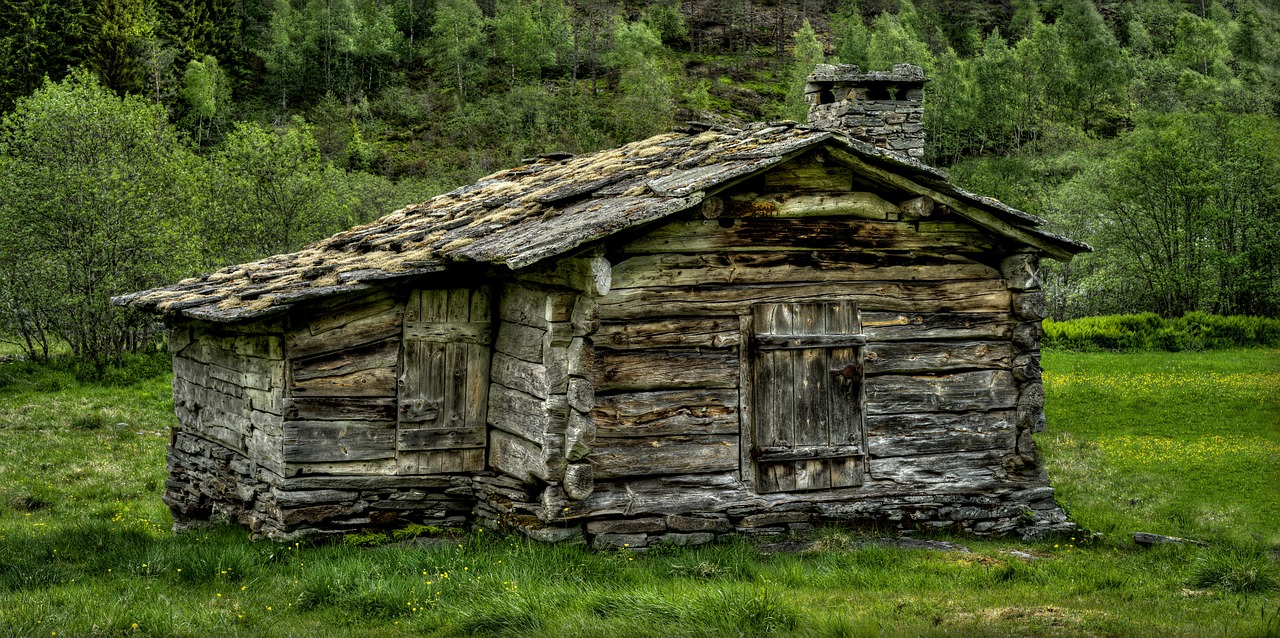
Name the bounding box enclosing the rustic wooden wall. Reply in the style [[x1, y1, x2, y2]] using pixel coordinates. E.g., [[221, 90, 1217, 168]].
[[171, 320, 287, 476]]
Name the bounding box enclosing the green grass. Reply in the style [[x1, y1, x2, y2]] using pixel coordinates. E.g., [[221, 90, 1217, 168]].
[[0, 350, 1277, 637]]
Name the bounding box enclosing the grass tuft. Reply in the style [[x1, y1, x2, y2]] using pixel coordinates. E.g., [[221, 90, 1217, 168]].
[[1191, 545, 1280, 594]]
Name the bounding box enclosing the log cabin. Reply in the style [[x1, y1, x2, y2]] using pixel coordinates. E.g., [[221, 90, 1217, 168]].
[[115, 64, 1090, 546]]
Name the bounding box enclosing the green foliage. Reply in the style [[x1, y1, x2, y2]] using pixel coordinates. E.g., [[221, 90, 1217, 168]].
[[782, 20, 824, 122], [1043, 312, 1280, 351], [1192, 544, 1280, 593], [0, 70, 199, 361]]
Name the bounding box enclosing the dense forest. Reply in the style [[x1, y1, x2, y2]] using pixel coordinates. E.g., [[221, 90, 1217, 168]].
[[1, 0, 1278, 360]]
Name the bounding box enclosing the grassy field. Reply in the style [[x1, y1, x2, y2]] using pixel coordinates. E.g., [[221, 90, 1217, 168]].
[[0, 349, 1276, 637]]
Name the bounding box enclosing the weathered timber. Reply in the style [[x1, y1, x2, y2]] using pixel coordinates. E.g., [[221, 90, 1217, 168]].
[[565, 337, 592, 379], [754, 445, 863, 461], [570, 296, 599, 337], [595, 318, 739, 350], [621, 218, 1004, 254], [898, 196, 934, 220], [499, 283, 576, 329], [825, 146, 1075, 260], [491, 352, 559, 398], [565, 410, 594, 460], [291, 338, 397, 382], [1011, 354, 1041, 382], [287, 304, 403, 359], [290, 366, 397, 397], [397, 426, 486, 450], [305, 290, 396, 331], [487, 383, 569, 443], [403, 321, 492, 344], [489, 429, 562, 482], [610, 251, 998, 289], [1001, 254, 1042, 291], [399, 449, 485, 474], [593, 348, 738, 392], [864, 370, 1018, 414], [592, 389, 739, 437], [761, 165, 854, 191], [868, 449, 1011, 485], [494, 320, 545, 362], [173, 355, 276, 393], [755, 333, 867, 349], [589, 435, 739, 479], [563, 462, 595, 500], [516, 253, 612, 297], [599, 280, 1011, 319], [860, 312, 1014, 341], [727, 191, 898, 219], [282, 421, 396, 463], [1012, 291, 1047, 320], [567, 378, 594, 413], [866, 411, 1017, 456], [283, 397, 397, 421], [862, 341, 1014, 374], [287, 459, 399, 476]]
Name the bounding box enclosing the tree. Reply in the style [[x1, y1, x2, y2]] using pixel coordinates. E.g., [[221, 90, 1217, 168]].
[[0, 0, 90, 111], [0, 70, 199, 360], [831, 0, 870, 68], [783, 20, 824, 122], [180, 54, 232, 145], [432, 0, 486, 103], [604, 19, 675, 141], [206, 119, 353, 266]]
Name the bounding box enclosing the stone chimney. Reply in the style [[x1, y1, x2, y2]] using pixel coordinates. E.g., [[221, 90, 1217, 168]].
[[805, 63, 928, 159]]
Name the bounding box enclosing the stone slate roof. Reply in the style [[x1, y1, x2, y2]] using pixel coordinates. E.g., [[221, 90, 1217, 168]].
[[114, 122, 1090, 323]]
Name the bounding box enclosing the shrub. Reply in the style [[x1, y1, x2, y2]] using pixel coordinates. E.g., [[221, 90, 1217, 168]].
[[1044, 313, 1280, 352]]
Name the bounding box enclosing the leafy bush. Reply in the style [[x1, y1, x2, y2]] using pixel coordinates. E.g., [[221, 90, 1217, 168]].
[[0, 351, 170, 392], [1044, 313, 1280, 352]]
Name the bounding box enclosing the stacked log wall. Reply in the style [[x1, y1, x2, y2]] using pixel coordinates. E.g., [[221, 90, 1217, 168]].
[[164, 320, 287, 535], [567, 171, 1070, 545]]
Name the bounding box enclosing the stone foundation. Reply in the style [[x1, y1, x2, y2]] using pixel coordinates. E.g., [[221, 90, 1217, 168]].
[[166, 431, 1074, 545]]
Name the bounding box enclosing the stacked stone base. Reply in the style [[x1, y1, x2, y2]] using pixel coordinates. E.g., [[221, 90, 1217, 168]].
[[166, 431, 1075, 546]]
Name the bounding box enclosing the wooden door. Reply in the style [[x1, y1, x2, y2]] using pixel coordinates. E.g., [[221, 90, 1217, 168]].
[[751, 301, 865, 493], [398, 288, 491, 474]]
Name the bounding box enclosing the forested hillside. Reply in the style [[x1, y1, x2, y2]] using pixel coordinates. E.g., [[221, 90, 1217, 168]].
[[1, 0, 1278, 360]]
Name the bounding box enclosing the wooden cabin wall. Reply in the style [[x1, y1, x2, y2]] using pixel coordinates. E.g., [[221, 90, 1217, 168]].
[[563, 166, 1065, 544], [485, 282, 596, 501], [165, 319, 287, 533], [282, 289, 404, 476]]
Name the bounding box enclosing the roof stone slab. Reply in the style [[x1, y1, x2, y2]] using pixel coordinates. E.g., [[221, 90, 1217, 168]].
[[114, 122, 1089, 323]]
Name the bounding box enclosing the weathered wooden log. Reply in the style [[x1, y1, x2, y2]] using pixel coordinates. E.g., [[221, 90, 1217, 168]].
[[567, 378, 594, 413], [290, 365, 397, 397], [593, 348, 738, 392], [592, 389, 739, 437], [398, 448, 485, 474], [565, 411, 595, 461], [287, 304, 402, 359], [1017, 382, 1046, 433], [864, 370, 1018, 414], [1012, 292, 1047, 320], [866, 411, 1017, 456], [490, 352, 557, 399], [397, 425, 486, 451], [1011, 353, 1041, 382], [499, 283, 576, 329], [761, 165, 855, 191], [621, 218, 1002, 255], [699, 196, 725, 219], [403, 321, 492, 344], [727, 191, 897, 219], [566, 337, 593, 379], [610, 251, 998, 289], [595, 318, 739, 350], [282, 421, 396, 463], [283, 397, 397, 421], [1001, 254, 1042, 291], [868, 450, 1011, 485], [599, 280, 1011, 319], [291, 338, 397, 382], [494, 320, 545, 363], [284, 459, 398, 476], [862, 340, 1013, 374], [589, 435, 738, 479], [515, 252, 612, 297], [571, 296, 599, 337], [1012, 321, 1043, 351], [860, 312, 1014, 341], [487, 383, 569, 443], [898, 196, 934, 220], [563, 463, 595, 500], [490, 429, 562, 483]]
